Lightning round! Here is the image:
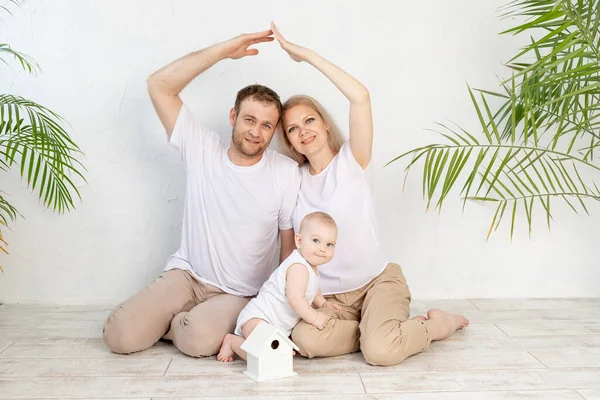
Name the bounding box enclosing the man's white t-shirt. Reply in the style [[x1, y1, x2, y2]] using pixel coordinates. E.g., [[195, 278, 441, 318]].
[[292, 142, 388, 295], [165, 104, 301, 297]]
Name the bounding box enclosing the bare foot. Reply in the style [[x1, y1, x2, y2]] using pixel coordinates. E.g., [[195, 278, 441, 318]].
[[410, 315, 427, 322], [426, 308, 469, 341], [217, 334, 235, 362]]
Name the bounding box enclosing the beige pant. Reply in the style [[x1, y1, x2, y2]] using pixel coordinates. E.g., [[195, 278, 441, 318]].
[[291, 263, 430, 366], [103, 269, 249, 357]]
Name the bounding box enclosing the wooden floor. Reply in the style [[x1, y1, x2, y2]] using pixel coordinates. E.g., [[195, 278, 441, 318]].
[[0, 298, 599, 399]]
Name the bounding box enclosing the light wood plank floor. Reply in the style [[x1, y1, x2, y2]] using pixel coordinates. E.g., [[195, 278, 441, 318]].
[[1, 298, 599, 399]]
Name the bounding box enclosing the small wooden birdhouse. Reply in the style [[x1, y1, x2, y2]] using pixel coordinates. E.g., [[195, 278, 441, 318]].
[[240, 321, 300, 382]]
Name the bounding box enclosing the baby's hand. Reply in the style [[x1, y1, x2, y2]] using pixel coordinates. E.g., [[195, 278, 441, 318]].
[[322, 301, 344, 313], [312, 311, 328, 330]]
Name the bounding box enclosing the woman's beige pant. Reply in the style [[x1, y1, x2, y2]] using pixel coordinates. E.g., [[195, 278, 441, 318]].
[[291, 263, 431, 366]]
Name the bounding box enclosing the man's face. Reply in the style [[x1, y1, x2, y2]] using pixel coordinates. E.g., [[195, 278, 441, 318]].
[[230, 98, 280, 158]]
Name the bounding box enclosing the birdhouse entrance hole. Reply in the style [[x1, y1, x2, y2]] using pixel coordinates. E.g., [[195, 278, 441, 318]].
[[271, 340, 279, 350]]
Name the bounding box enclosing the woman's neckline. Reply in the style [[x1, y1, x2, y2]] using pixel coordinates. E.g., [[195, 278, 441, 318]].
[[307, 151, 340, 177]]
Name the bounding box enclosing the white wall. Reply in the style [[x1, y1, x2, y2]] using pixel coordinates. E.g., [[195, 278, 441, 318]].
[[1, 0, 598, 304]]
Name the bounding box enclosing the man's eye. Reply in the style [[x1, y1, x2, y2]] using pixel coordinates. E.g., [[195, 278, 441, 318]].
[[245, 118, 253, 123], [264, 124, 272, 129]]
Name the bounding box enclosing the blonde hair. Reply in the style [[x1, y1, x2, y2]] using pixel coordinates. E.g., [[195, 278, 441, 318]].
[[280, 95, 345, 165], [299, 211, 338, 234]]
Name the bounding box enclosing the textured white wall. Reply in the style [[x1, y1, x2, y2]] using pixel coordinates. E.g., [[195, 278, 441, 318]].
[[0, 0, 598, 304]]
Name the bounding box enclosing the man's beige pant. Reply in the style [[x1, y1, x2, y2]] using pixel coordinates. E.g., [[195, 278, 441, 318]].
[[103, 269, 249, 357], [292, 263, 431, 366]]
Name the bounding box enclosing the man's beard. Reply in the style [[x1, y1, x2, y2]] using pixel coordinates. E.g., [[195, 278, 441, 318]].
[[232, 129, 268, 158]]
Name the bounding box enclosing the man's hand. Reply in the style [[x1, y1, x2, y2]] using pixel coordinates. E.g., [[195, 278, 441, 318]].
[[219, 30, 274, 60], [322, 301, 344, 313]]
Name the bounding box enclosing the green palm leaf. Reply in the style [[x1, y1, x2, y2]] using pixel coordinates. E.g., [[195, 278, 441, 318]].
[[0, 95, 86, 214], [0, 2, 85, 271], [0, 44, 39, 74], [388, 0, 600, 239], [497, 0, 600, 158], [388, 79, 600, 240]]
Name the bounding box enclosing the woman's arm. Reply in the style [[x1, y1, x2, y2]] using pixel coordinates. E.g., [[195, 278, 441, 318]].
[[271, 22, 373, 168]]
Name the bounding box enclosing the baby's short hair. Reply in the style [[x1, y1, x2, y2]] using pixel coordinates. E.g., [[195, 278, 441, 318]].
[[299, 211, 338, 233]]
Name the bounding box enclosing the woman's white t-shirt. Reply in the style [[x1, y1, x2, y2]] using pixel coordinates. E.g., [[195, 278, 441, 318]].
[[292, 142, 388, 295]]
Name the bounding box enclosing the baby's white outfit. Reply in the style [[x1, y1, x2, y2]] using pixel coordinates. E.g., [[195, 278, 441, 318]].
[[235, 249, 320, 337]]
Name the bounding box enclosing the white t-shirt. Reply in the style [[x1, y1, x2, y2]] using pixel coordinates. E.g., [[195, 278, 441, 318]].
[[165, 104, 301, 297], [234, 249, 319, 337], [293, 142, 388, 295]]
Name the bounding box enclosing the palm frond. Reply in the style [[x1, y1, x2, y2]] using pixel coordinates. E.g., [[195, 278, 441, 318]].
[[0, 193, 19, 272], [0, 44, 40, 74], [388, 81, 600, 240], [494, 0, 600, 159], [0, 0, 21, 18], [0, 94, 86, 214], [1, 1, 85, 271], [388, 0, 600, 239]]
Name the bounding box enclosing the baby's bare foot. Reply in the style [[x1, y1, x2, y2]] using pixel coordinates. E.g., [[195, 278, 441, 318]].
[[217, 334, 235, 362], [426, 308, 469, 341]]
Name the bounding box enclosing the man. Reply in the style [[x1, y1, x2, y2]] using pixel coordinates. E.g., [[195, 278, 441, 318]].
[[103, 29, 301, 357]]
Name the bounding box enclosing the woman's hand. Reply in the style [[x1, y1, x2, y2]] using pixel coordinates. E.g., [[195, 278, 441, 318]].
[[271, 22, 311, 63], [270, 21, 373, 167]]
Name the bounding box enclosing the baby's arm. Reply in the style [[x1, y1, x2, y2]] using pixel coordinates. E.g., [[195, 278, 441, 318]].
[[286, 264, 327, 329], [313, 290, 344, 313], [312, 290, 327, 309]]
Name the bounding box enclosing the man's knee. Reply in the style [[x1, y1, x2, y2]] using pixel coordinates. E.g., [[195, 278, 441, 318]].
[[171, 313, 223, 357], [102, 309, 143, 354]]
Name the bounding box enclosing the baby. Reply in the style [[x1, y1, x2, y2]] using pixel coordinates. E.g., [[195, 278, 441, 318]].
[[217, 211, 341, 362]]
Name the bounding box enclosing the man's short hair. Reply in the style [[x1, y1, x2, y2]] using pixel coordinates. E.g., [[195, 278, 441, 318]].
[[234, 84, 283, 119]]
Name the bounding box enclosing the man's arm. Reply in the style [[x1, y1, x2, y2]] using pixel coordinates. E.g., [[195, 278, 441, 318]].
[[279, 229, 295, 263], [147, 30, 274, 135]]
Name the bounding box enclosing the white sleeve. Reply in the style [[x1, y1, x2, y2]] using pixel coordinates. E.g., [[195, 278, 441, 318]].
[[167, 103, 220, 168], [279, 164, 302, 230], [339, 142, 366, 174]]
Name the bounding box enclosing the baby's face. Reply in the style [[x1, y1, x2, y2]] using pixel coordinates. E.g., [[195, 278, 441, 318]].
[[298, 221, 337, 266]]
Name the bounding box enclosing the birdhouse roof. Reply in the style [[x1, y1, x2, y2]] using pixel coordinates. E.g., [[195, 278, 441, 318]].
[[240, 321, 299, 356]]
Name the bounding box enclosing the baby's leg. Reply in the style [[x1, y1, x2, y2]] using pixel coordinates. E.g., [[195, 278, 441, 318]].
[[217, 318, 265, 362]]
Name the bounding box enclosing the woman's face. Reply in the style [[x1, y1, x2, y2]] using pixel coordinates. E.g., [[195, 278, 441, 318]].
[[283, 104, 329, 158]]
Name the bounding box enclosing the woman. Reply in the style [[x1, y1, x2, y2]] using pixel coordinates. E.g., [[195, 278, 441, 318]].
[[271, 22, 469, 366]]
